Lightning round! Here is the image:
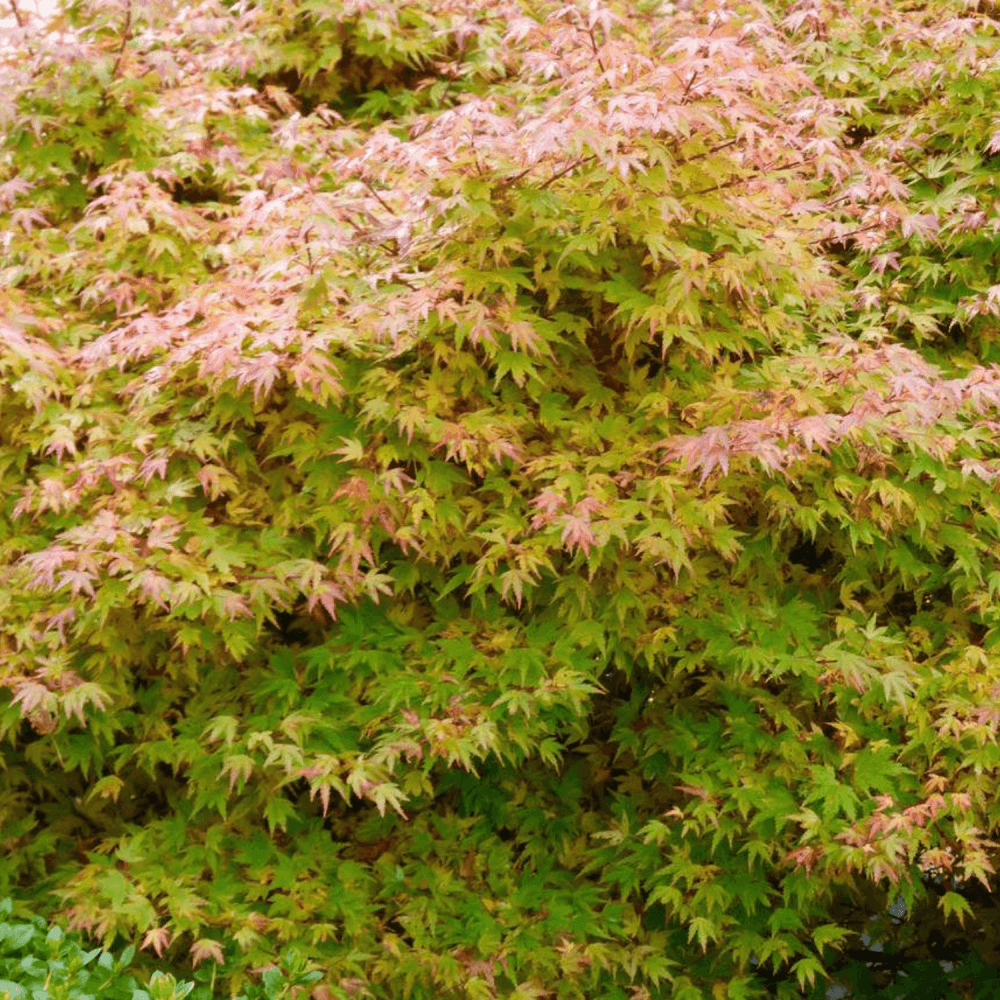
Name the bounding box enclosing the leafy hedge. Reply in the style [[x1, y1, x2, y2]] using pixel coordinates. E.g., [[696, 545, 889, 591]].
[[4, 1, 1000, 999], [0, 897, 326, 1000], [0, 897, 193, 1000]]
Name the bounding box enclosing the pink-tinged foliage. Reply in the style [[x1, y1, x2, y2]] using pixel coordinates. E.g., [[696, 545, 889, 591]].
[[189, 938, 225, 968], [142, 925, 173, 959], [4, 0, 1000, 998]]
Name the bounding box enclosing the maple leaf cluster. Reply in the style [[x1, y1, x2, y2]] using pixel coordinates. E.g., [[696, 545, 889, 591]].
[[4, 1, 1000, 998]]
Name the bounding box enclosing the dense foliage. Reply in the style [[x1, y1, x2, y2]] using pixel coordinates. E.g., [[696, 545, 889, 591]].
[[0, 895, 322, 1000], [4, 0, 1000, 998], [0, 896, 195, 1000]]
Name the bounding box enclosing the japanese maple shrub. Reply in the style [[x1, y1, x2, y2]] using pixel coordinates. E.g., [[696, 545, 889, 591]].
[[3, 1, 1000, 999]]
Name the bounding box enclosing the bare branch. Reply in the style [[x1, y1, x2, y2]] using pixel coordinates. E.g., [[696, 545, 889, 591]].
[[110, 1, 133, 80]]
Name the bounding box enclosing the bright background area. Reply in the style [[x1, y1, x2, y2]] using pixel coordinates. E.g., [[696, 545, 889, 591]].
[[0, 0, 61, 29]]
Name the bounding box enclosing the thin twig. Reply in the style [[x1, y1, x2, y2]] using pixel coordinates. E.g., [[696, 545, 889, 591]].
[[685, 158, 809, 198], [671, 68, 700, 103], [110, 1, 133, 80], [499, 162, 541, 188], [809, 221, 882, 247], [588, 27, 606, 75], [302, 224, 315, 274], [898, 153, 940, 191], [362, 179, 397, 216], [7, 0, 37, 59], [539, 155, 597, 189]]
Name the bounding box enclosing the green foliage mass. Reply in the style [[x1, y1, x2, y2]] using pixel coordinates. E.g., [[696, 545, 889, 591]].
[[0, 896, 194, 1000], [4, 1, 1000, 998], [0, 895, 322, 1000]]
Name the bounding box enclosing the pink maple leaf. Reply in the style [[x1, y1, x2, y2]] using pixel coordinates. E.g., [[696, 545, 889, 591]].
[[142, 926, 172, 958]]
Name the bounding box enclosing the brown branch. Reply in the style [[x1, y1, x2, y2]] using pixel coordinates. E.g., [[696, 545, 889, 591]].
[[362, 179, 397, 216], [540, 155, 597, 190], [897, 152, 940, 191], [690, 138, 738, 160], [671, 138, 739, 167], [685, 158, 810, 198], [110, 1, 133, 80], [301, 224, 315, 274], [588, 27, 606, 75], [671, 68, 701, 104], [810, 221, 883, 247], [7, 0, 37, 59]]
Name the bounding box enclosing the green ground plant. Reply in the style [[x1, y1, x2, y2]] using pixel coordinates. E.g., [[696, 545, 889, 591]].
[[0, 896, 193, 1000], [0, 897, 323, 1000], [4, 1, 1000, 998]]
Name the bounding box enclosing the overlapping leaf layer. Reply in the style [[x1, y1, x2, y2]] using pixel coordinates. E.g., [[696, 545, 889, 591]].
[[4, 1, 1000, 998]]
